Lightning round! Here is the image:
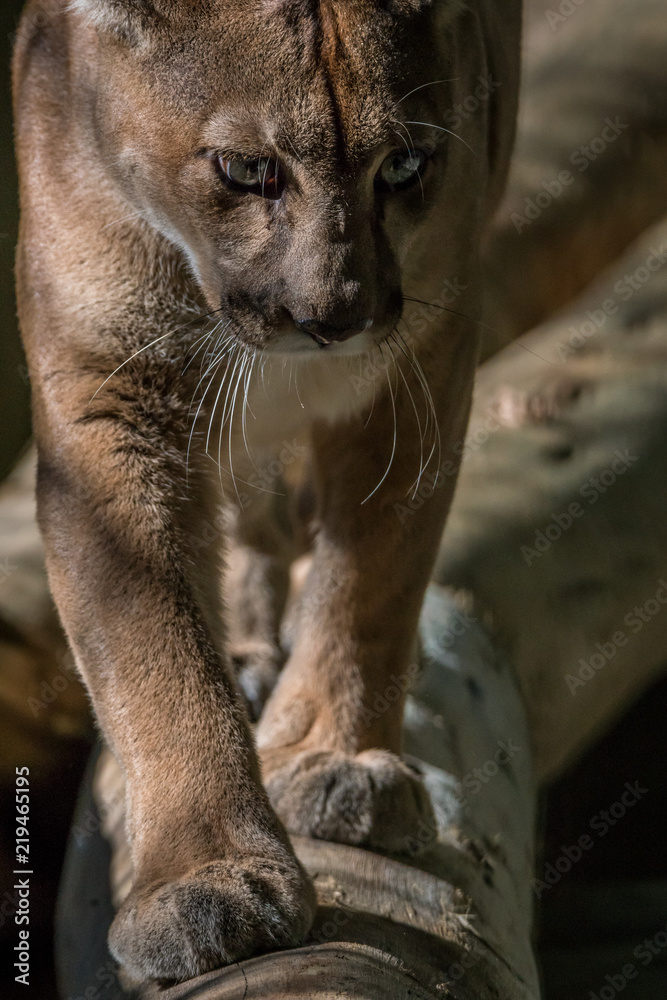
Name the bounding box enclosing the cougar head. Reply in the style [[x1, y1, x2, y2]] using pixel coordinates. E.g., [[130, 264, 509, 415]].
[[73, 0, 518, 356]]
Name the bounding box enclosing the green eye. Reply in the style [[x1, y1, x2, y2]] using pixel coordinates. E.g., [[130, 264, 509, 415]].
[[216, 155, 284, 199], [376, 149, 427, 193]]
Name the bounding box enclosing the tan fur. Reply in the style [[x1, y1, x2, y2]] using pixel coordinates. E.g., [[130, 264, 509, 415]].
[[13, 0, 521, 983]]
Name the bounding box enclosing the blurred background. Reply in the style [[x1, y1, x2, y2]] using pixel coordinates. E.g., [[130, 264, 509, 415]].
[[1, 1, 666, 998], [0, 1, 30, 482]]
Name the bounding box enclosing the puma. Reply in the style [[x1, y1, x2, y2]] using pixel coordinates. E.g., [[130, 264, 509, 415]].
[[13, 0, 521, 983]]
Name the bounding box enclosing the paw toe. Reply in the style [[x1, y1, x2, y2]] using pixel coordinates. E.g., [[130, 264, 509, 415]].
[[264, 749, 435, 854], [109, 855, 315, 982]]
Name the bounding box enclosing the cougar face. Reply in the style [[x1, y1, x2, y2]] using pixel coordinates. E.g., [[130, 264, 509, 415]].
[[81, 0, 469, 357]]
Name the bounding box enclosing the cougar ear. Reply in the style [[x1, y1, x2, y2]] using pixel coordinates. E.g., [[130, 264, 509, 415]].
[[69, 0, 158, 43], [478, 1, 523, 218]]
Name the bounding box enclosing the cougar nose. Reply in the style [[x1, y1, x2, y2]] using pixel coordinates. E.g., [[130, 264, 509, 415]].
[[294, 317, 373, 346]]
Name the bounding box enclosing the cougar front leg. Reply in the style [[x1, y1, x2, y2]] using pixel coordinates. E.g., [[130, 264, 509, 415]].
[[257, 328, 478, 853], [33, 374, 314, 982]]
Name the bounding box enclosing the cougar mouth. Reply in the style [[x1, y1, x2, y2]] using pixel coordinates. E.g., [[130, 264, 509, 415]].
[[262, 326, 379, 359]]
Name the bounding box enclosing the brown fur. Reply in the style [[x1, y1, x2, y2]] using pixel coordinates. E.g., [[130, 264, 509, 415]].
[[13, 0, 521, 983]]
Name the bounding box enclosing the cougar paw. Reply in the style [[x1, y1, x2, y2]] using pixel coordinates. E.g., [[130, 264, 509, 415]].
[[108, 854, 315, 983], [263, 749, 436, 855]]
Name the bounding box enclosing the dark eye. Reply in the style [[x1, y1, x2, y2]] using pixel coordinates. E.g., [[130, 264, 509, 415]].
[[375, 148, 427, 193], [216, 155, 284, 199]]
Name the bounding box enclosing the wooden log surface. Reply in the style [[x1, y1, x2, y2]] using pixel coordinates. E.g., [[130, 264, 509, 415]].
[[90, 581, 539, 1000], [0, 452, 91, 783], [440, 217, 667, 781], [0, 0, 665, 997], [481, 0, 667, 357]]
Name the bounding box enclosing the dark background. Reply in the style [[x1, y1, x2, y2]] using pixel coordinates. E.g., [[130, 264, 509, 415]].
[[0, 1, 31, 483]]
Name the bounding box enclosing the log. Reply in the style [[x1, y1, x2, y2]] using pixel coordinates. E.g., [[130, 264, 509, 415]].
[[439, 217, 667, 781], [0, 452, 90, 784], [82, 582, 540, 1000], [481, 0, 667, 357]]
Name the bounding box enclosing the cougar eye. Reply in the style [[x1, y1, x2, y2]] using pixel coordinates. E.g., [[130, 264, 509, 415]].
[[216, 155, 284, 199], [376, 148, 427, 193]]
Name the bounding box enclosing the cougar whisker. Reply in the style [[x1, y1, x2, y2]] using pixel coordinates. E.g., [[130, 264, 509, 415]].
[[90, 307, 224, 403], [403, 295, 559, 367], [186, 333, 236, 484], [395, 79, 458, 105], [225, 350, 251, 504], [390, 332, 429, 499], [396, 326, 441, 477], [405, 120, 476, 154], [362, 340, 398, 506]]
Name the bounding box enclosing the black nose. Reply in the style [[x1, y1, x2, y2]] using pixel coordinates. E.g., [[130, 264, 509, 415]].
[[294, 317, 373, 346]]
